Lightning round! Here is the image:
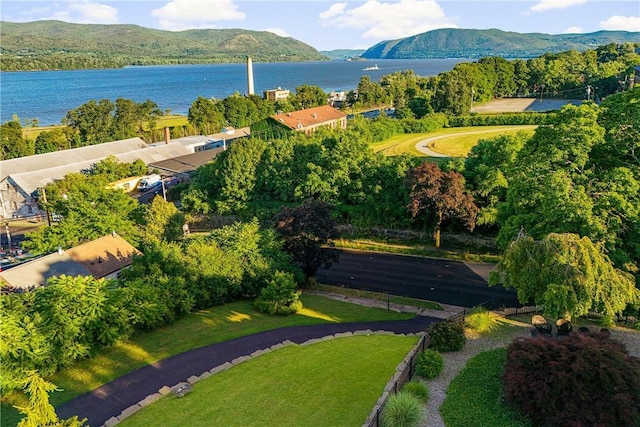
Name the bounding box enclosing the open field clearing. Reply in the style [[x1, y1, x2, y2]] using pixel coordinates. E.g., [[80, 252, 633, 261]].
[[372, 125, 537, 157]]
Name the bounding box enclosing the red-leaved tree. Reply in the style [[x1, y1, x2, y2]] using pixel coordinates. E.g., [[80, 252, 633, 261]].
[[406, 162, 478, 249]]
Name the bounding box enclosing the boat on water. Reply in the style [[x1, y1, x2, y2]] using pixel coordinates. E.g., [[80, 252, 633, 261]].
[[362, 64, 379, 71]]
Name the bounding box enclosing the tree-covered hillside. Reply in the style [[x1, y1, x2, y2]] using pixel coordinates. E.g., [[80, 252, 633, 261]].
[[0, 20, 328, 71], [361, 28, 640, 59]]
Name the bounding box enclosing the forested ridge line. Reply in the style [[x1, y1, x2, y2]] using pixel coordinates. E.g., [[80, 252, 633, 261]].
[[0, 20, 328, 71]]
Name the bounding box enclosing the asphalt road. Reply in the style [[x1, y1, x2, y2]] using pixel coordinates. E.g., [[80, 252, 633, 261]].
[[316, 250, 519, 308]]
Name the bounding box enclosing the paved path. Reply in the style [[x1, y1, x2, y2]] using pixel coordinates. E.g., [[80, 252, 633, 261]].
[[56, 316, 439, 427], [316, 250, 519, 308]]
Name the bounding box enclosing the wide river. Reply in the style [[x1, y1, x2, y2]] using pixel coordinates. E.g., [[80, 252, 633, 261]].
[[1, 59, 466, 125]]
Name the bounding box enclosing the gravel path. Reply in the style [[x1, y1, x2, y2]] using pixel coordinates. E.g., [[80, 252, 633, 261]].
[[420, 319, 640, 427]]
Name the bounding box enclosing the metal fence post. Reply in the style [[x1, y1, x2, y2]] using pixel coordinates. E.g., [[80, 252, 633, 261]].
[[409, 354, 413, 379]]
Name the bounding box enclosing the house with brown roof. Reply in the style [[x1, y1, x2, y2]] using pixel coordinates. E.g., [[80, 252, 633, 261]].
[[271, 105, 347, 135], [0, 233, 140, 290]]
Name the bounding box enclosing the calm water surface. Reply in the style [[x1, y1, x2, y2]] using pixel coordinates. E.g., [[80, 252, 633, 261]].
[[1, 59, 465, 125]]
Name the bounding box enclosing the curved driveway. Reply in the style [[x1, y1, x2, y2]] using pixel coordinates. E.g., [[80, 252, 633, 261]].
[[317, 250, 518, 308], [414, 127, 536, 157], [56, 317, 437, 427]]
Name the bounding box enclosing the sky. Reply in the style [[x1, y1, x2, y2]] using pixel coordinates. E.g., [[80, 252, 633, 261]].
[[2, 0, 639, 51]]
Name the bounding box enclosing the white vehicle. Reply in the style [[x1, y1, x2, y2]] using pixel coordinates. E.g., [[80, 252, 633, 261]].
[[138, 174, 162, 192]]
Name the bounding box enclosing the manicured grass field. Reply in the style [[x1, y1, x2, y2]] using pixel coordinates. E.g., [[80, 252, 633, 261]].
[[371, 126, 536, 157], [370, 133, 433, 156], [120, 335, 418, 427], [1, 294, 413, 427], [440, 348, 532, 427]]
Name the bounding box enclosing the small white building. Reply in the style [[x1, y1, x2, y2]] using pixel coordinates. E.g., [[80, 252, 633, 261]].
[[264, 87, 290, 101]]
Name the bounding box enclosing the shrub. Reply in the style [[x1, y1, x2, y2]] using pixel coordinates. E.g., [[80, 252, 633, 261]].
[[465, 307, 500, 334], [429, 321, 466, 352], [382, 391, 424, 427], [253, 271, 303, 316], [415, 349, 444, 379], [401, 381, 429, 403], [503, 333, 640, 427]]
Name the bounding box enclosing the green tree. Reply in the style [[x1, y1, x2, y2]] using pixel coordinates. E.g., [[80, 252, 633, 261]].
[[593, 88, 640, 172], [292, 84, 327, 109], [223, 93, 260, 128], [202, 138, 268, 214], [111, 98, 161, 140], [187, 96, 224, 135], [497, 104, 606, 247], [23, 174, 140, 253], [406, 162, 478, 249], [355, 76, 387, 107], [141, 197, 185, 246], [15, 372, 86, 427], [464, 132, 528, 226], [65, 99, 115, 146], [1, 120, 34, 159], [478, 56, 516, 97], [491, 233, 639, 320], [34, 128, 71, 154]]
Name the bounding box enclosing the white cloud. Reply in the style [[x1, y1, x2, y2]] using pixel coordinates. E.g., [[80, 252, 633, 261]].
[[151, 0, 245, 31], [564, 26, 584, 33], [530, 0, 587, 13], [319, 3, 348, 20], [14, 1, 119, 25], [319, 0, 457, 40], [599, 15, 640, 32], [265, 27, 289, 38]]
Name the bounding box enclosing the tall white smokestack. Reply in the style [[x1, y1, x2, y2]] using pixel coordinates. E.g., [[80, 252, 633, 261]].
[[247, 56, 255, 96]]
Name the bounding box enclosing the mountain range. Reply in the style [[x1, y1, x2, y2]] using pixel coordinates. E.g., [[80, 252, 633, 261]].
[[0, 20, 327, 69], [361, 28, 640, 59], [1, 21, 638, 71]]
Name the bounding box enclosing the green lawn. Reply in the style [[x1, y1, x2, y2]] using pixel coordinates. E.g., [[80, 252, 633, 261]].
[[370, 133, 433, 156], [121, 335, 418, 427], [440, 348, 532, 427], [335, 237, 500, 263], [2, 294, 412, 426], [371, 126, 536, 157]]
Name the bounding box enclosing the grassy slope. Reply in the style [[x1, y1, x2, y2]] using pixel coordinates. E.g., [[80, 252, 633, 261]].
[[2, 294, 412, 426], [120, 335, 418, 427], [371, 125, 536, 157]]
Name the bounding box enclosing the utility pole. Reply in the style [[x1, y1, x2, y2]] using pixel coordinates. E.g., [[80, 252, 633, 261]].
[[470, 88, 475, 111], [4, 222, 10, 253], [39, 187, 51, 226]]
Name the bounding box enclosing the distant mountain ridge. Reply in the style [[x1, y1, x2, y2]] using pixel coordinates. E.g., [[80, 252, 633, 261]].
[[361, 28, 640, 59], [0, 20, 328, 71]]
